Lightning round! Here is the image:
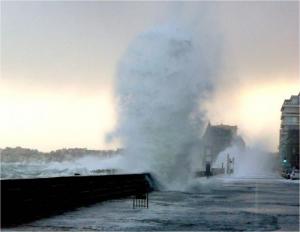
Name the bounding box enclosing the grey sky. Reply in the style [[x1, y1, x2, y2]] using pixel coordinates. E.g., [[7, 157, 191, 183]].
[[2, 1, 171, 91], [1, 1, 299, 151], [2, 1, 298, 88]]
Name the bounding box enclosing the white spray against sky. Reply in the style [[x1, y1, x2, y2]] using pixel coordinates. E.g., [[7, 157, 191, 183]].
[[2, 2, 297, 183], [110, 17, 283, 188], [111, 22, 220, 189], [6, 20, 283, 187]]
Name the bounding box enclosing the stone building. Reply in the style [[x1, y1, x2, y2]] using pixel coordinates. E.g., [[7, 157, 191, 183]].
[[279, 93, 300, 170], [200, 123, 245, 170]]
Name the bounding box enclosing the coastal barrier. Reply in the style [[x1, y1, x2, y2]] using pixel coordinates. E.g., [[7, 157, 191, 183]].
[[1, 173, 154, 227]]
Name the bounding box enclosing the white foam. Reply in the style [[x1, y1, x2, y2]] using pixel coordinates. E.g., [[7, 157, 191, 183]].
[[112, 23, 219, 189]]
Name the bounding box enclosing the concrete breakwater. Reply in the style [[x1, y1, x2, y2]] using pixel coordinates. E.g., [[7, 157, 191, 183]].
[[1, 173, 154, 227]]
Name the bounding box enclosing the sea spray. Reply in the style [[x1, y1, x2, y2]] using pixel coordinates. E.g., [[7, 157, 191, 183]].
[[213, 145, 278, 178], [1, 155, 123, 179], [113, 24, 218, 189]]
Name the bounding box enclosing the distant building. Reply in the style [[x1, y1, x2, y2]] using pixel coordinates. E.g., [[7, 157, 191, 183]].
[[200, 123, 245, 169], [279, 93, 300, 170]]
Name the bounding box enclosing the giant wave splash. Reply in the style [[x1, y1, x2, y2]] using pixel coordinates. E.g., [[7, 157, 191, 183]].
[[112, 24, 219, 189]]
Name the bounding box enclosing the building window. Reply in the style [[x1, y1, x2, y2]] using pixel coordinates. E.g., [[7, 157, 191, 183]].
[[285, 117, 298, 124], [291, 97, 299, 104]]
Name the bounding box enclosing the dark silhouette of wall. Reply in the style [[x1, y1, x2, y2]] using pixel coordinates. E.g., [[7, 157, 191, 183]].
[[1, 173, 154, 227]]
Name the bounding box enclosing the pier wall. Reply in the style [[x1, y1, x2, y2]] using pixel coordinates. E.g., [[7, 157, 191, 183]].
[[1, 173, 154, 227]]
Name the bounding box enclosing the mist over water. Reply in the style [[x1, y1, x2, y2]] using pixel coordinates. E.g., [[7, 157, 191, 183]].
[[2, 22, 279, 185], [109, 19, 280, 188], [213, 145, 278, 178], [112, 23, 219, 189], [2, 3, 296, 188]]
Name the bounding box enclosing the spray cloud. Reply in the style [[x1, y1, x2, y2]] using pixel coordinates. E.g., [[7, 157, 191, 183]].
[[213, 145, 279, 178], [113, 23, 220, 189]]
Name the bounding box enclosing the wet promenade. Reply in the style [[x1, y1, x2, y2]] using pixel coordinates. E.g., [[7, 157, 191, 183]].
[[7, 177, 299, 231]]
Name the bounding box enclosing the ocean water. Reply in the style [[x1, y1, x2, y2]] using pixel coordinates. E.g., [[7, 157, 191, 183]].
[[1, 155, 123, 179], [1, 162, 91, 179]]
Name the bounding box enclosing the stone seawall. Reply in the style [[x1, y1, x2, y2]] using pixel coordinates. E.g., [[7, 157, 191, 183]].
[[1, 173, 154, 227]]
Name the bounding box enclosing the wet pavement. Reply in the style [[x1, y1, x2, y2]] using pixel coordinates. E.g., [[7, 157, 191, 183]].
[[7, 177, 299, 231]]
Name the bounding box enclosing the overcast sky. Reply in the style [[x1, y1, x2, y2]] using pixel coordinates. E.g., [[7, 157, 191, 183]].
[[1, 1, 299, 151]]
